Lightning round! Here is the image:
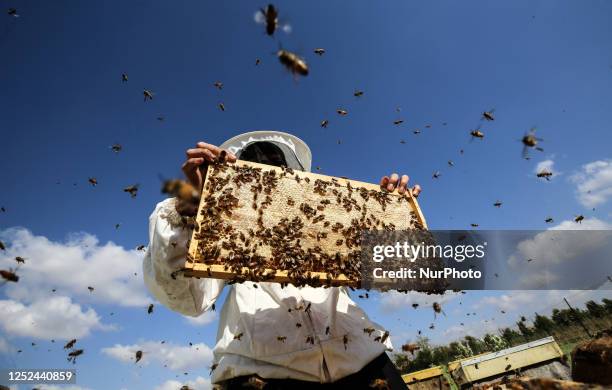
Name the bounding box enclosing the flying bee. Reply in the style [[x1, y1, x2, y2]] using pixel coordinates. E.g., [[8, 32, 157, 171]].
[[234, 332, 244, 340], [277, 50, 308, 77], [470, 128, 484, 139], [87, 286, 94, 292], [370, 379, 389, 390], [413, 129, 421, 134], [123, 184, 139, 198], [471, 223, 479, 227], [67, 349, 84, 364], [209, 363, 218, 375], [64, 339, 77, 349], [574, 215, 584, 223], [354, 90, 364, 97], [218, 102, 225, 111], [135, 350, 143, 363], [363, 327, 375, 336], [147, 304, 154, 314], [343, 334, 349, 350], [429, 323, 435, 330], [137, 245, 145, 251], [121, 73, 128, 82], [493, 201, 502, 208], [15, 256, 25, 264], [399, 140, 406, 144], [88, 177, 98, 186], [321, 119, 329, 128], [482, 109, 495, 121], [336, 109, 348, 116], [277, 336, 286, 342], [521, 128, 544, 158], [7, 8, 19, 17], [255, 58, 261, 65], [314, 48, 325, 56], [254, 4, 291, 36], [143, 89, 154, 101], [0, 269, 19, 283], [393, 120, 404, 125], [412, 303, 419, 309], [401, 343, 420, 355], [448, 160, 454, 167], [545, 217, 554, 223], [110, 143, 122, 153], [433, 302, 445, 318], [432, 171, 441, 179], [536, 170, 553, 181], [213, 81, 223, 90]]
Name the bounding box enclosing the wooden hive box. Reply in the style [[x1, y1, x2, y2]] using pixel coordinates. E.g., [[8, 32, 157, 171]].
[[185, 160, 428, 287]]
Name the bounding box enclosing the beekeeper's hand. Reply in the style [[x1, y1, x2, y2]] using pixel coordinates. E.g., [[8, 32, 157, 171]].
[[379, 174, 422, 197], [182, 142, 237, 192]]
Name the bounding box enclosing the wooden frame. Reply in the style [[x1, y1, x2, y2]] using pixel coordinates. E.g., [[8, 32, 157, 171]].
[[184, 160, 428, 287]]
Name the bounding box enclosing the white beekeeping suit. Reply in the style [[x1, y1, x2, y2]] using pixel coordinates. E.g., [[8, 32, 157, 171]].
[[143, 131, 392, 384]]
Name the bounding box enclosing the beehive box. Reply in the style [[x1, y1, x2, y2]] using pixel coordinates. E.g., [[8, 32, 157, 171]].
[[184, 160, 428, 287]]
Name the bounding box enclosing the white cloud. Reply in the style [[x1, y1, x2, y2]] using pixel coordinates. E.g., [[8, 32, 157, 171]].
[[155, 376, 212, 390], [0, 296, 113, 340], [0, 228, 149, 307], [570, 160, 612, 208], [379, 291, 460, 313], [185, 311, 217, 326], [0, 336, 15, 354], [102, 340, 213, 371]]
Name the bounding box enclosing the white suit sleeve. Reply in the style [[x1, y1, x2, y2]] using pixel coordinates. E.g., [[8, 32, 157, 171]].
[[143, 197, 225, 317]]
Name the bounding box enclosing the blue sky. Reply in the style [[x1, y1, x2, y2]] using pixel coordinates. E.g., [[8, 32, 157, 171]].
[[1, 1, 611, 389]]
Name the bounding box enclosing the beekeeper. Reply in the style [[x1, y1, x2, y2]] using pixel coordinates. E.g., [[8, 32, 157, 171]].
[[143, 131, 422, 389]]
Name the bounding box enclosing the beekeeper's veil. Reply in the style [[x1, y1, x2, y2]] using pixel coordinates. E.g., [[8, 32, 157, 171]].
[[220, 131, 312, 172]]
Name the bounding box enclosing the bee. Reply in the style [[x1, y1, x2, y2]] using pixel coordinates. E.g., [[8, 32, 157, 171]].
[[147, 304, 154, 314], [433, 302, 445, 318], [401, 343, 420, 355], [15, 256, 25, 264], [314, 48, 325, 56], [321, 119, 329, 128], [8, 8, 19, 17], [143, 89, 154, 101], [336, 109, 348, 116], [0, 269, 19, 283], [425, 124, 432, 129], [354, 90, 364, 97], [545, 217, 554, 223], [399, 140, 406, 144], [234, 332, 244, 340], [115, 223, 121, 230], [429, 323, 435, 330], [277, 50, 308, 76], [255, 4, 290, 36], [277, 336, 286, 342], [218, 102, 225, 111], [325, 326, 330, 335], [255, 58, 261, 66], [574, 215, 584, 223], [521, 128, 544, 158], [88, 177, 98, 186], [306, 336, 315, 345], [412, 303, 419, 309], [536, 170, 553, 181], [123, 184, 139, 198], [87, 286, 94, 292], [370, 379, 390, 390], [213, 81, 223, 90], [157, 116, 165, 122], [209, 363, 218, 375], [493, 201, 502, 208], [380, 330, 389, 343], [135, 350, 143, 363], [136, 245, 146, 251], [432, 171, 441, 179], [121, 73, 128, 82], [343, 334, 349, 350], [413, 129, 421, 135], [295, 322, 302, 328], [470, 223, 479, 227], [363, 327, 375, 336], [482, 109, 495, 121], [470, 129, 484, 139], [505, 364, 512, 371], [393, 120, 404, 126], [111, 144, 122, 153], [67, 349, 84, 364], [448, 160, 454, 167]]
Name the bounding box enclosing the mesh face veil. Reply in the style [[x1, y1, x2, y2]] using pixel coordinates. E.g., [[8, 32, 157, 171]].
[[219, 131, 312, 172]]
